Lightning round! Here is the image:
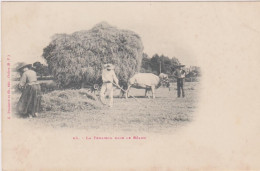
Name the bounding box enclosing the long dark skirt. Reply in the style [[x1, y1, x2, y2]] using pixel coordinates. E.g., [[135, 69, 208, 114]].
[[17, 84, 42, 117]]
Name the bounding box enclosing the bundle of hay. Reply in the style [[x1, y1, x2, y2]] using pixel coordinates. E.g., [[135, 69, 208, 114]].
[[42, 22, 144, 88], [41, 89, 102, 112]]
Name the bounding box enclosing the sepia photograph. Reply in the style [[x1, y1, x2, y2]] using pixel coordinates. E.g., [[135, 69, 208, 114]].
[[11, 21, 200, 132], [2, 2, 260, 170]]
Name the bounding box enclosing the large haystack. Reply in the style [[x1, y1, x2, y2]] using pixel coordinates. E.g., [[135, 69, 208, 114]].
[[42, 22, 144, 88]]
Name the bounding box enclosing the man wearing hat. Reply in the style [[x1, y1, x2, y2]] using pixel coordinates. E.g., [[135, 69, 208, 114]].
[[100, 64, 119, 107], [172, 64, 186, 98], [16, 63, 42, 118]]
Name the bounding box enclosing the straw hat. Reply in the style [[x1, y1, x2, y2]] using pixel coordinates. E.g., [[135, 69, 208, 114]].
[[104, 63, 115, 70], [16, 63, 32, 72]]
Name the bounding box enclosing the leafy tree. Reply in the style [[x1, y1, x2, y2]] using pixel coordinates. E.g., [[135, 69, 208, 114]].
[[144, 54, 180, 75], [185, 66, 201, 78], [140, 53, 152, 73], [150, 54, 161, 74]]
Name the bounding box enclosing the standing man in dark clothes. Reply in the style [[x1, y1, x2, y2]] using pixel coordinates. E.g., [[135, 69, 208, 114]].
[[16, 63, 42, 118], [172, 64, 186, 98]]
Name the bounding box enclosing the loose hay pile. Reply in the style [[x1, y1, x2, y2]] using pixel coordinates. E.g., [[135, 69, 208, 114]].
[[41, 89, 102, 112]]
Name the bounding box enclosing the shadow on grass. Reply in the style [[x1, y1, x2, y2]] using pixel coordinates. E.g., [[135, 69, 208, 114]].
[[114, 96, 150, 99]]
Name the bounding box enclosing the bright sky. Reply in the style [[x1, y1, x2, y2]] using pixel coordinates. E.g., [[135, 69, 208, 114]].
[[2, 2, 260, 67]]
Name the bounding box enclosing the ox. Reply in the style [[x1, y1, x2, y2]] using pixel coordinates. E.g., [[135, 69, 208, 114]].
[[125, 73, 169, 99], [159, 73, 171, 90]]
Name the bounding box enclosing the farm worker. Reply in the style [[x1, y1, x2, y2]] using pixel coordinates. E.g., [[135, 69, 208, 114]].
[[16, 63, 42, 118], [173, 64, 186, 98], [100, 64, 119, 107]]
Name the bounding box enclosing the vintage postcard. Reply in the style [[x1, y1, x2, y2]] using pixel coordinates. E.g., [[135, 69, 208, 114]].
[[1, 2, 260, 170]]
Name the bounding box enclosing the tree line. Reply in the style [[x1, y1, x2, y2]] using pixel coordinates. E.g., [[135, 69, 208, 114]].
[[141, 53, 180, 75], [141, 53, 201, 78]]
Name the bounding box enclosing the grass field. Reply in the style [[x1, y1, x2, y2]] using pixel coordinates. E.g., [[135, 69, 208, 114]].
[[12, 82, 199, 133]]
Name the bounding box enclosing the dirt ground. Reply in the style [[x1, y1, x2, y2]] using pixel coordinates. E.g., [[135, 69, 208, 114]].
[[11, 82, 199, 133]]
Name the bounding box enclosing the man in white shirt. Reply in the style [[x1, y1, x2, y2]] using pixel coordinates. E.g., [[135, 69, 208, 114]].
[[100, 64, 119, 107]]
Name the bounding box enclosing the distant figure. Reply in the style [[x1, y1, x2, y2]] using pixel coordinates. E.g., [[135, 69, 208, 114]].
[[173, 64, 186, 98], [16, 63, 42, 118], [100, 64, 119, 107]]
